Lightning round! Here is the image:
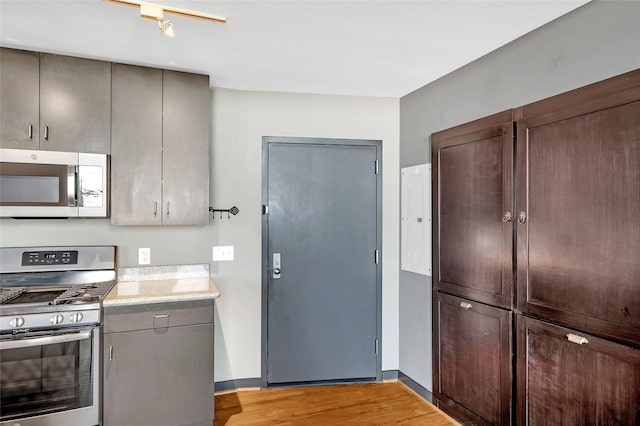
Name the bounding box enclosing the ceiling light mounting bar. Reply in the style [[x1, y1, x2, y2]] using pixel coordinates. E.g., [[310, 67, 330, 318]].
[[104, 0, 227, 23]]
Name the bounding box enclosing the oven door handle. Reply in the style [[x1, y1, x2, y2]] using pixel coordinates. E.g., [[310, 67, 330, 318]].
[[0, 330, 92, 350]]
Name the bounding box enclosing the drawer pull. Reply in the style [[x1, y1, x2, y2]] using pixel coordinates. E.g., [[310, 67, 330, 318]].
[[459, 302, 472, 309], [566, 333, 589, 345], [154, 313, 170, 319]]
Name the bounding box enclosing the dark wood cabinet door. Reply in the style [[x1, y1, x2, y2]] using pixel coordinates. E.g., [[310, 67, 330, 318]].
[[432, 110, 514, 308], [517, 315, 640, 426], [516, 70, 640, 347], [433, 292, 512, 425]]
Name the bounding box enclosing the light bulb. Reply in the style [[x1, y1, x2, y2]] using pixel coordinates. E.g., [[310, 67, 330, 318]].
[[164, 20, 175, 37], [158, 19, 175, 37]]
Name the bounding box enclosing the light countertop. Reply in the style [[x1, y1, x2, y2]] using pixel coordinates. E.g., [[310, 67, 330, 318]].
[[104, 264, 220, 307]]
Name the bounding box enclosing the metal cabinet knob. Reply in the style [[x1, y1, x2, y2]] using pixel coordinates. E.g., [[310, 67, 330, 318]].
[[501, 211, 512, 223], [273, 268, 281, 275], [518, 211, 527, 224]]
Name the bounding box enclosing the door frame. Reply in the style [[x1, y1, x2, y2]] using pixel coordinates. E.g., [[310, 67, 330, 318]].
[[261, 136, 383, 387]]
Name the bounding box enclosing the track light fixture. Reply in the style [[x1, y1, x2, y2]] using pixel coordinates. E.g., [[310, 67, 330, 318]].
[[104, 0, 226, 37]]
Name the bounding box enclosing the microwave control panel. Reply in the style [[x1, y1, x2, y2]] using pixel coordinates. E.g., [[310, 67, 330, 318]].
[[22, 250, 79, 266]]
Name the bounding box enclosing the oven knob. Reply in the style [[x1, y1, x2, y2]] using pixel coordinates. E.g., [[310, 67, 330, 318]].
[[9, 316, 25, 328], [50, 314, 64, 325], [70, 312, 84, 323]]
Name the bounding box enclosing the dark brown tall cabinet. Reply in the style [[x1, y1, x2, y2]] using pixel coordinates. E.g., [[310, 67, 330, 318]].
[[432, 69, 640, 426]]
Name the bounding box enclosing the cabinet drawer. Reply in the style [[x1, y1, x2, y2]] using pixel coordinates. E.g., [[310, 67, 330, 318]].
[[517, 315, 640, 426], [104, 300, 214, 333], [433, 292, 513, 426]]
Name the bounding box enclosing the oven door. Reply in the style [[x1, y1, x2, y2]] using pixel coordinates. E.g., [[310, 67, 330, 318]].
[[0, 327, 100, 426]]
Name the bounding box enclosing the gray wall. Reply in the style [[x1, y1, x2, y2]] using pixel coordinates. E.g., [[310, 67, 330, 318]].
[[399, 0, 640, 390]]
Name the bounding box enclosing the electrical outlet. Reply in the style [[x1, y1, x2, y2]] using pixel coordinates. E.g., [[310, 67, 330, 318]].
[[138, 248, 151, 265], [212, 245, 234, 261]]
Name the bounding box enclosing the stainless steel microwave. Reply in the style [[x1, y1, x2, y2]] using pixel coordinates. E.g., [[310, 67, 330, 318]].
[[0, 148, 109, 218]]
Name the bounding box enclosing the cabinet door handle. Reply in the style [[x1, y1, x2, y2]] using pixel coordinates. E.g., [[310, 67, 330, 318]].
[[154, 201, 158, 216], [154, 313, 170, 319], [44, 125, 49, 141], [28, 124, 33, 140], [109, 345, 114, 361], [166, 202, 170, 216], [459, 302, 472, 309], [501, 211, 512, 223], [566, 333, 589, 345], [518, 211, 527, 224]]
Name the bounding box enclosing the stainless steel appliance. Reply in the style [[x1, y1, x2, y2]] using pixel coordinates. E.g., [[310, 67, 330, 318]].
[[0, 246, 116, 426], [0, 148, 109, 218]]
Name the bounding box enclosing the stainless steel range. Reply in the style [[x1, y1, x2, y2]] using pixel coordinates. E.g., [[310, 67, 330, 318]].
[[0, 246, 116, 426]]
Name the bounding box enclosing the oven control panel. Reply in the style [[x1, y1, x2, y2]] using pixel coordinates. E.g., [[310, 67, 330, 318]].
[[22, 250, 79, 266]]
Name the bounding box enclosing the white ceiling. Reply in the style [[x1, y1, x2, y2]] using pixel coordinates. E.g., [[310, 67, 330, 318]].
[[0, 0, 589, 98]]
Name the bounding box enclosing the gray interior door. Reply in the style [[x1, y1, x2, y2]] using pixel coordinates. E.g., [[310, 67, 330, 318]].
[[263, 138, 380, 385]]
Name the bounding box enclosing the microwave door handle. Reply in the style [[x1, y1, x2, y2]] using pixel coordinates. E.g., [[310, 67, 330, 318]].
[[0, 330, 92, 350], [68, 165, 78, 207]]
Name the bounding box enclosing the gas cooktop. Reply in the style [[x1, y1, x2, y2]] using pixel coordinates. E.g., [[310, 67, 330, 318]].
[[0, 246, 116, 333]]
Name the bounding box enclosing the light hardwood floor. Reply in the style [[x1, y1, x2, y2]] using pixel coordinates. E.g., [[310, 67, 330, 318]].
[[214, 382, 458, 425]]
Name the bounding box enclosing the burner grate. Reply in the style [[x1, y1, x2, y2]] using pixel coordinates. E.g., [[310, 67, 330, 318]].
[[3, 289, 65, 305]]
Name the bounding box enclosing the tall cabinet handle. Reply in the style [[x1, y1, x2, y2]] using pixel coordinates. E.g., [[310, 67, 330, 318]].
[[109, 345, 114, 361], [44, 125, 49, 141], [166, 202, 170, 216], [153, 201, 158, 216], [28, 124, 33, 140]]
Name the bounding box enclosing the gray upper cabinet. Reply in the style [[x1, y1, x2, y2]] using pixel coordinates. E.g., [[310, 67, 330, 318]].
[[0, 48, 111, 153], [39, 53, 111, 153], [0, 48, 40, 149], [162, 70, 210, 225], [111, 64, 163, 225], [111, 66, 210, 225]]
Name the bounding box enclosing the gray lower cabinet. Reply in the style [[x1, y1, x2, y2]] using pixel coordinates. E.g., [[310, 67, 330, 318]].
[[103, 301, 215, 426], [0, 48, 111, 153], [110, 64, 210, 225]]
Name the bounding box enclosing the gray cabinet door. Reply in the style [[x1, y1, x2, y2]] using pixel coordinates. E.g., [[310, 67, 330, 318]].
[[162, 70, 210, 225], [0, 48, 39, 149], [111, 64, 163, 225], [103, 323, 215, 426], [39, 53, 111, 153]]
